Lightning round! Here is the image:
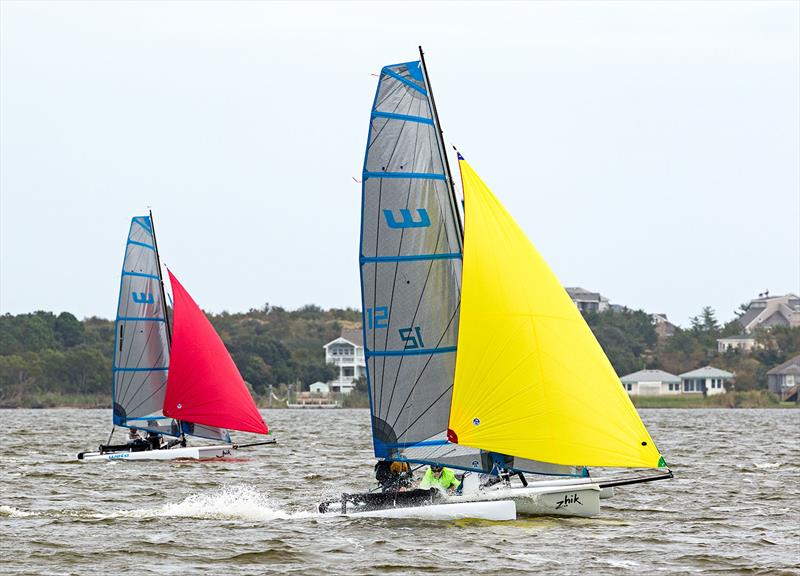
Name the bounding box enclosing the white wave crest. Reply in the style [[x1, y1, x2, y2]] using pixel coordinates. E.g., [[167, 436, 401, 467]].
[[116, 485, 315, 522], [754, 462, 782, 469], [0, 505, 34, 518]]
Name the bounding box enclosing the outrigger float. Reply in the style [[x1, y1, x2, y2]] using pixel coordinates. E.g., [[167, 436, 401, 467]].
[[319, 47, 672, 520], [77, 212, 273, 462]]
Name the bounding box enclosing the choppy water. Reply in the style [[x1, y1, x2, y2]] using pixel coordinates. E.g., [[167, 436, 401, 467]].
[[0, 408, 798, 575]]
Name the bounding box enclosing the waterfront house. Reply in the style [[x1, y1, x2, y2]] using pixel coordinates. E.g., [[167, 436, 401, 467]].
[[620, 369, 682, 396], [737, 293, 800, 333], [565, 287, 610, 314], [766, 355, 800, 401], [652, 314, 677, 339], [679, 366, 734, 396], [310, 381, 330, 395], [323, 329, 366, 395], [717, 334, 758, 353]]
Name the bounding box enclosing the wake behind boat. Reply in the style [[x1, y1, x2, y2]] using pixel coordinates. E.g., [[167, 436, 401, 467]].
[[78, 212, 273, 462], [318, 47, 671, 520]]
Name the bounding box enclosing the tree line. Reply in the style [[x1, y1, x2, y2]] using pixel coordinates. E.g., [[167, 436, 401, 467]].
[[0, 303, 797, 407], [0, 305, 359, 407]]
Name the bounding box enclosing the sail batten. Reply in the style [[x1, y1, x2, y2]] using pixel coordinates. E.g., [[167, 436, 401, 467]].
[[450, 159, 664, 469]]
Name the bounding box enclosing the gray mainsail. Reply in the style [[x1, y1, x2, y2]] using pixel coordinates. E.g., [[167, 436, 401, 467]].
[[360, 56, 581, 477], [112, 215, 229, 442], [360, 59, 469, 467], [112, 216, 173, 434]]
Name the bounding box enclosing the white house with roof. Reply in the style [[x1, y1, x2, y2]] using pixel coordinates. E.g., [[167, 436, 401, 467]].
[[717, 334, 758, 353], [679, 366, 734, 396], [766, 355, 800, 401], [565, 287, 610, 314], [323, 329, 366, 395], [620, 369, 682, 396], [309, 381, 330, 395], [737, 293, 800, 333]]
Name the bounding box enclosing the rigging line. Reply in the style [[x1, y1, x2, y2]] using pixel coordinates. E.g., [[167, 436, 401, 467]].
[[378, 113, 420, 418], [393, 380, 455, 442], [123, 370, 167, 416], [384, 210, 447, 418], [366, 84, 412, 154], [375, 75, 408, 113], [119, 312, 166, 408], [389, 303, 459, 430]]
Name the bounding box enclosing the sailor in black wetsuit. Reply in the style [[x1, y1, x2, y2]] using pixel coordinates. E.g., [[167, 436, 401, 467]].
[[126, 427, 149, 452], [374, 460, 414, 492], [146, 431, 164, 450]]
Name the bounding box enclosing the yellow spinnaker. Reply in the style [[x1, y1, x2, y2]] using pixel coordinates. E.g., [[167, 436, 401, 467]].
[[449, 159, 664, 469]]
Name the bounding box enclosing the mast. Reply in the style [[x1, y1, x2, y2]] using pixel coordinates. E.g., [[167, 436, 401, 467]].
[[148, 209, 172, 347], [418, 46, 464, 244], [149, 209, 184, 438]]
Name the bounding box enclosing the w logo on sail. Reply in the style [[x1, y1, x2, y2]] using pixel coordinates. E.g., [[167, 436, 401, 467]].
[[132, 292, 154, 304], [383, 208, 430, 229]]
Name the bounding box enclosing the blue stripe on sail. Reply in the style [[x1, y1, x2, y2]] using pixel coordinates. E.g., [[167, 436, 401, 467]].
[[122, 271, 160, 280], [116, 316, 165, 322], [382, 67, 427, 95], [384, 439, 450, 448], [361, 253, 461, 264], [113, 367, 169, 372], [371, 111, 433, 125], [366, 346, 457, 358], [363, 171, 445, 181], [132, 217, 153, 236], [128, 240, 155, 251], [124, 415, 168, 421]]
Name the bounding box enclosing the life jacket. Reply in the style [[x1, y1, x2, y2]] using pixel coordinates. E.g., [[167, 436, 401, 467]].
[[419, 467, 460, 490]]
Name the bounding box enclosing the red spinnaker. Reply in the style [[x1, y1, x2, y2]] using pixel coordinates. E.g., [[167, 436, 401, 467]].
[[163, 270, 268, 435]]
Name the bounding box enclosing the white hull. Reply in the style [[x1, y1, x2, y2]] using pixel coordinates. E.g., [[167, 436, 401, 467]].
[[321, 479, 607, 520], [350, 499, 516, 521], [472, 482, 602, 518], [78, 444, 235, 462]]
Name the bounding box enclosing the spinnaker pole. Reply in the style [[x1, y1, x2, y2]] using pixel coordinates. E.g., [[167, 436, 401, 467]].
[[419, 46, 464, 244]]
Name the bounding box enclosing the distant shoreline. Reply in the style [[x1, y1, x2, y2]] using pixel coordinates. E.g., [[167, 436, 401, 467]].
[[1, 390, 795, 410]]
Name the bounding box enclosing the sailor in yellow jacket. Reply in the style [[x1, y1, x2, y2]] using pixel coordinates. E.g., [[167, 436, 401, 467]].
[[418, 464, 460, 493]]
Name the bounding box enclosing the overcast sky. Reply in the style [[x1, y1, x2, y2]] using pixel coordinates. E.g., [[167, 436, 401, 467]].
[[1, 1, 798, 327]]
